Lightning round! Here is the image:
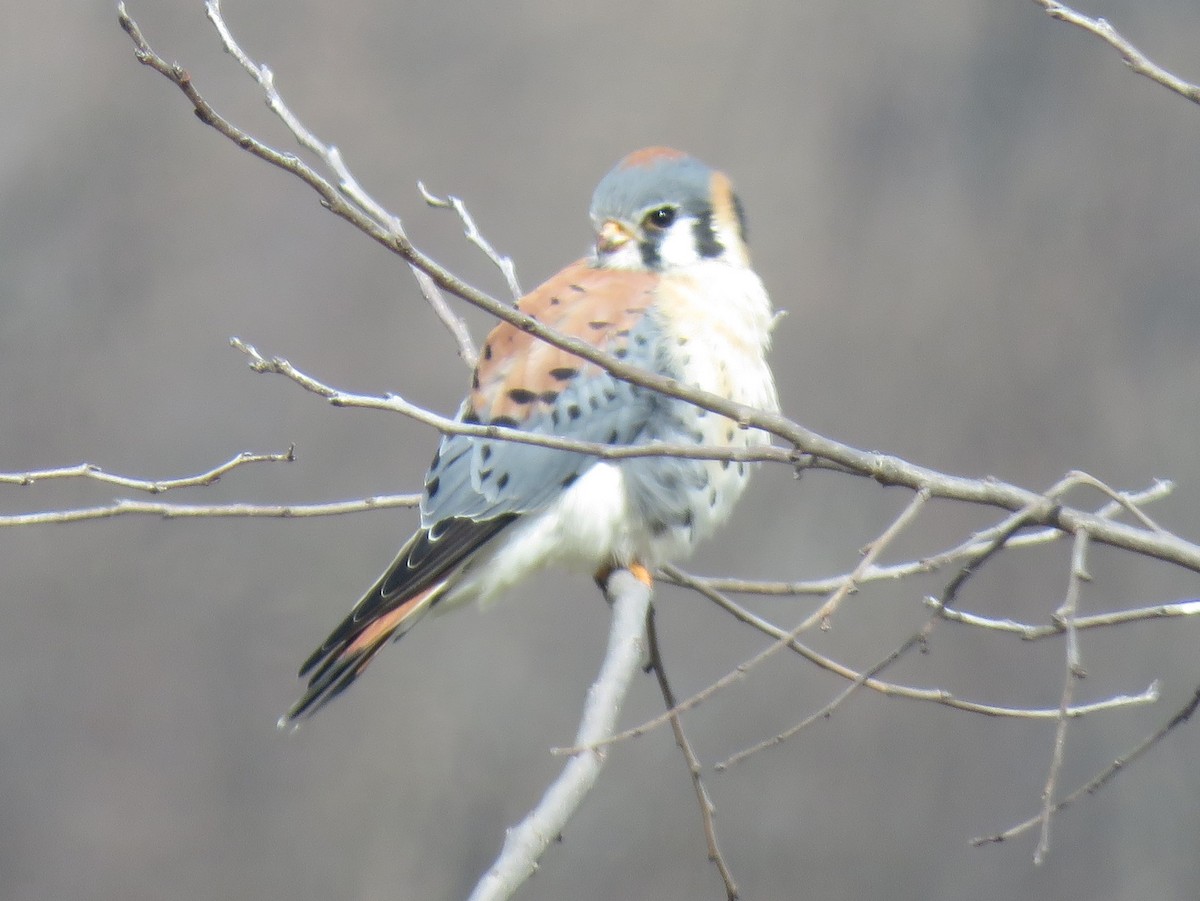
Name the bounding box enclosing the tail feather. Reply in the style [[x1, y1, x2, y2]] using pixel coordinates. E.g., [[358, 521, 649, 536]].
[[281, 515, 518, 728], [280, 582, 446, 726]]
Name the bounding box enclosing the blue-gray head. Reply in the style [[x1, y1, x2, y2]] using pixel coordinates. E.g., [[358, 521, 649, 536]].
[[589, 147, 749, 272]]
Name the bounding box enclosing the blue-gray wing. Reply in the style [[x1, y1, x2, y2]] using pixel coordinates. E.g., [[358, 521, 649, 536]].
[[420, 258, 666, 526]]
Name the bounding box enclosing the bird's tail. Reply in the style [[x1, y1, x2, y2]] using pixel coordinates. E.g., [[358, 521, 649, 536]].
[[278, 576, 449, 728]]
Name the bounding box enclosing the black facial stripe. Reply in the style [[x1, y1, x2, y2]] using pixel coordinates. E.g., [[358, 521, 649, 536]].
[[638, 234, 662, 269], [732, 193, 748, 243], [693, 209, 724, 258]]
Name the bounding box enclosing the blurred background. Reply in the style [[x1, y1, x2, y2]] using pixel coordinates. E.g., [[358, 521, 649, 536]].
[[3, 2, 1199, 899]]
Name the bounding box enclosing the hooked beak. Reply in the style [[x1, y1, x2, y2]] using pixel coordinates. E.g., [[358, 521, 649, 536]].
[[596, 219, 636, 254]]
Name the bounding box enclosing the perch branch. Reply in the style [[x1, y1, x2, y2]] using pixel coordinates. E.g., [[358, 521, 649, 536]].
[[467, 569, 652, 901]]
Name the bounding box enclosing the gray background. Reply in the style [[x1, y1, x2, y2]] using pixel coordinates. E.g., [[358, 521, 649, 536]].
[[3, 2, 1200, 899]]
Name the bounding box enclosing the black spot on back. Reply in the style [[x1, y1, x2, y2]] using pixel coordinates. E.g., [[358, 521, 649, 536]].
[[491, 415, 520, 428], [507, 388, 537, 404], [550, 367, 580, 381]]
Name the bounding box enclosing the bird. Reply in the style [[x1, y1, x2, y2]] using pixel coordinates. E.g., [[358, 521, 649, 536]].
[[281, 147, 780, 725]]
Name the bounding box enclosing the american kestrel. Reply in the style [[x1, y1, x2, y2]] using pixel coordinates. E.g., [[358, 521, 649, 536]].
[[283, 147, 779, 724]]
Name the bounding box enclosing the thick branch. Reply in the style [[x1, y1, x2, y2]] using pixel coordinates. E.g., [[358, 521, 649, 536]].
[[467, 570, 652, 901]]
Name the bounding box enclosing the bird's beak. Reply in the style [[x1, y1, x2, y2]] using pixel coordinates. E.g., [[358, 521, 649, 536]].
[[596, 219, 636, 254]]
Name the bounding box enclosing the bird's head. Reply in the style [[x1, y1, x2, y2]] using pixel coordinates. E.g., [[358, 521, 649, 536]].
[[589, 147, 750, 272]]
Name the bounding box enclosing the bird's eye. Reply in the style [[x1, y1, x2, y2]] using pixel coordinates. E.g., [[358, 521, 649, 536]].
[[643, 206, 677, 230]]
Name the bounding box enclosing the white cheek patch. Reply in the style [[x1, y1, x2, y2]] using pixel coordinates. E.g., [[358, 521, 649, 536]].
[[656, 218, 703, 268]]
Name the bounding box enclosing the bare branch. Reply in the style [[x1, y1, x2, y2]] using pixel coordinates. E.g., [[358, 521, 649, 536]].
[[467, 569, 652, 901], [562, 491, 931, 754], [1033, 1, 1200, 105], [646, 606, 738, 900], [230, 337, 792, 466], [419, 182, 523, 301], [672, 480, 1174, 597], [663, 565, 1157, 730], [204, 0, 483, 368], [1035, 530, 1091, 863], [802, 489, 931, 631], [0, 448, 293, 492], [410, 266, 479, 368], [0, 494, 418, 527], [926, 596, 1200, 638], [973, 683, 1200, 848]]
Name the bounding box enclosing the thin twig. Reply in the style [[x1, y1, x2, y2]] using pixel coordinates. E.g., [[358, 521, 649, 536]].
[[559, 491, 931, 754], [668, 480, 1174, 597], [0, 449, 293, 492], [662, 566, 1157, 730], [801, 489, 932, 631], [973, 683, 1200, 847], [926, 596, 1200, 639], [0, 494, 418, 527], [646, 606, 738, 900], [230, 337, 791, 466], [204, 0, 479, 365], [1034, 530, 1091, 863], [718, 617, 942, 770], [410, 266, 479, 367], [1059, 470, 1166, 534], [467, 570, 652, 901], [1033, 1, 1200, 105], [419, 182, 523, 301]]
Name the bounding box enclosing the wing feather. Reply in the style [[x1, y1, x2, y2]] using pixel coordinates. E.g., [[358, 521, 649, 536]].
[[286, 260, 666, 722]]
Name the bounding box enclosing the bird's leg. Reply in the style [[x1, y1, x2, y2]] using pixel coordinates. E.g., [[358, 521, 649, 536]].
[[593, 562, 655, 591], [627, 562, 654, 587]]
